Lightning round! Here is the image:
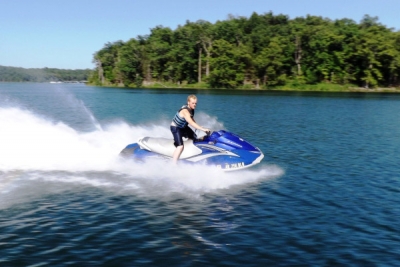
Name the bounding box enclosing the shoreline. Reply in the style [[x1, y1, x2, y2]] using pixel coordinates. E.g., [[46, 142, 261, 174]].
[[85, 83, 400, 93], [2, 81, 399, 93]]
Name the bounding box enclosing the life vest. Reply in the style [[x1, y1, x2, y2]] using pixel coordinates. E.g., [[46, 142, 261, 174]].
[[172, 105, 194, 128]]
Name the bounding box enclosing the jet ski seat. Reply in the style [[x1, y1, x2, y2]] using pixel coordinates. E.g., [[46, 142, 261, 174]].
[[138, 137, 202, 159]]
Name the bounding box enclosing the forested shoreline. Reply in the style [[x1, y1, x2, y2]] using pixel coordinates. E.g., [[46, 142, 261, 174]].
[[0, 65, 91, 83], [89, 12, 400, 90]]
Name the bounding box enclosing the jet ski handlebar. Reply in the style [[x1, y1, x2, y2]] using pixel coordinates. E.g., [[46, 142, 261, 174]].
[[195, 128, 212, 137]]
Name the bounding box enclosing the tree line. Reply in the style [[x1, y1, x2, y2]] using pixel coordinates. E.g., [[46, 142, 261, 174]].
[[0, 65, 91, 82], [89, 12, 400, 89]]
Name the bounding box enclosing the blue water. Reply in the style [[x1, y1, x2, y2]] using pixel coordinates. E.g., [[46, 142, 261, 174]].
[[1, 83, 400, 266]]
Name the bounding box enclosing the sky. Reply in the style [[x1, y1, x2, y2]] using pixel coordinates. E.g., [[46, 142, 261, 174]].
[[1, 0, 399, 70]]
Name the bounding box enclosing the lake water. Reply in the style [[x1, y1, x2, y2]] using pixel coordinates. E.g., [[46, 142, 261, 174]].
[[1, 83, 400, 266]]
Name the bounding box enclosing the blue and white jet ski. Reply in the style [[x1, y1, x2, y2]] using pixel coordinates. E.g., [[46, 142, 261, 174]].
[[119, 130, 264, 171]]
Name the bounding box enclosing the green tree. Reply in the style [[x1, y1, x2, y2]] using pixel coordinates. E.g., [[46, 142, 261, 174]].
[[350, 15, 396, 87], [254, 37, 287, 87], [209, 40, 250, 88], [388, 31, 400, 86], [116, 38, 144, 87], [93, 41, 124, 85], [147, 26, 174, 82]]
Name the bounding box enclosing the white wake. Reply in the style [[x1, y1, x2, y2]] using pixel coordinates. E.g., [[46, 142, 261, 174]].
[[0, 105, 283, 207]]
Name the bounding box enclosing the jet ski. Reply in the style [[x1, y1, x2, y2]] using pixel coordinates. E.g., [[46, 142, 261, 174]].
[[120, 130, 264, 171]]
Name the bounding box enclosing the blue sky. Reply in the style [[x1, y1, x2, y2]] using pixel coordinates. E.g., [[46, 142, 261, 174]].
[[1, 0, 399, 70]]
